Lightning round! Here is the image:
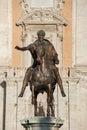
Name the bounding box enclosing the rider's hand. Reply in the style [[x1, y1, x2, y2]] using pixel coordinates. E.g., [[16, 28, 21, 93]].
[[15, 46, 20, 50]]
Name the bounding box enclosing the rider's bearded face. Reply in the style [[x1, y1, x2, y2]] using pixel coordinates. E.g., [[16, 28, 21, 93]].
[[38, 34, 44, 41]]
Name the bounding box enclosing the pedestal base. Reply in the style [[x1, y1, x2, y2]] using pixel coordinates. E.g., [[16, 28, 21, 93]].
[[21, 117, 64, 130]]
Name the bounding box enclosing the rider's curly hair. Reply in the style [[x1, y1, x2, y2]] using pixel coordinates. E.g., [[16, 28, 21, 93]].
[[37, 30, 45, 37]]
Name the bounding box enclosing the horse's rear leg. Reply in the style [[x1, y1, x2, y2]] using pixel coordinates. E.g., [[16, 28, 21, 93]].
[[47, 84, 51, 116], [47, 85, 55, 117], [31, 86, 38, 116], [31, 85, 35, 104], [50, 92, 55, 117], [34, 93, 38, 116], [47, 95, 50, 116]]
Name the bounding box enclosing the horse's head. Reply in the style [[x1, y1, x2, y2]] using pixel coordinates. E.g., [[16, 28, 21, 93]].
[[36, 46, 45, 64]]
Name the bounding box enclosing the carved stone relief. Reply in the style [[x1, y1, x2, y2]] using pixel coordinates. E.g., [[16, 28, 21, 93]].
[[20, 0, 65, 14]]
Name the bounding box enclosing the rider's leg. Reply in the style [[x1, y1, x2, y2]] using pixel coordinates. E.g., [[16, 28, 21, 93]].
[[18, 67, 33, 97], [52, 66, 66, 97]]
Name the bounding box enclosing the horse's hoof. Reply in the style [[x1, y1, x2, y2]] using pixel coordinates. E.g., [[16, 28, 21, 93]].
[[18, 93, 23, 97], [62, 92, 66, 97]]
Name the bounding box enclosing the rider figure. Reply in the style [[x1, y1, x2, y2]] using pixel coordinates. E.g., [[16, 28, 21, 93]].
[[15, 30, 66, 97]]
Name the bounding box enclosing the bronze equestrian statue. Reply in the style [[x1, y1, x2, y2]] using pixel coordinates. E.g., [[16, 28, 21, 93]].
[[30, 45, 56, 116], [15, 30, 66, 116]]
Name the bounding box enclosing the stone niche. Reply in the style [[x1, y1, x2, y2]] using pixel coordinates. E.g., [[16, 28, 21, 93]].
[[16, 0, 68, 67]]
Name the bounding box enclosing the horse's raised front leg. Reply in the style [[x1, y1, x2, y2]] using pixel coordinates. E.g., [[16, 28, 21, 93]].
[[57, 73, 66, 97], [19, 68, 32, 97], [53, 67, 66, 97], [18, 77, 28, 97]]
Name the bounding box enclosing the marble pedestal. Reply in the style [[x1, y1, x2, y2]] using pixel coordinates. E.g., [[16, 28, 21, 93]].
[[21, 117, 64, 130]]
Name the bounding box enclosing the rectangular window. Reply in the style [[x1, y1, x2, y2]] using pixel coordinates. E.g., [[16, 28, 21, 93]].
[[31, 0, 53, 8]]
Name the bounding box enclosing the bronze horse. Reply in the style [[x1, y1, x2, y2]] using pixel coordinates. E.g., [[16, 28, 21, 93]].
[[15, 42, 66, 117], [30, 45, 57, 117]]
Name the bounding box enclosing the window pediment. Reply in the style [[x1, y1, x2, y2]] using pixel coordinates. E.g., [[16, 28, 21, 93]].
[[16, 10, 68, 26]]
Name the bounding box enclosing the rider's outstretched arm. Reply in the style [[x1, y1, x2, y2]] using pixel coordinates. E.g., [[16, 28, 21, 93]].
[[15, 43, 35, 51], [15, 45, 28, 51]]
